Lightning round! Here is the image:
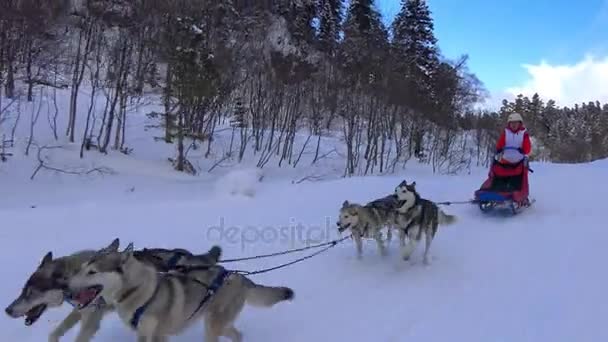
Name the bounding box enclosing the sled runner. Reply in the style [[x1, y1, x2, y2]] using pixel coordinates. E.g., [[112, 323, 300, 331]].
[[474, 147, 534, 214]]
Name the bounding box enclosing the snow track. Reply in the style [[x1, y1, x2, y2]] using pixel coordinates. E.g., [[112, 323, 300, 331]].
[[2, 160, 608, 341]]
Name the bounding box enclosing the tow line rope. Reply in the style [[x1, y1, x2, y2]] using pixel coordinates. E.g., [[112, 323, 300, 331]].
[[218, 235, 351, 263], [230, 235, 352, 276], [435, 200, 478, 206]]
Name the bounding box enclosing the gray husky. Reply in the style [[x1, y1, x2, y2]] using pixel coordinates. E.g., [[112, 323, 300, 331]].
[[68, 239, 294, 342], [336, 194, 419, 259], [4, 239, 221, 342], [394, 180, 457, 264]]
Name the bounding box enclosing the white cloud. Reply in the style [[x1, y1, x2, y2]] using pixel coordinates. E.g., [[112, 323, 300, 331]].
[[505, 55, 608, 107]]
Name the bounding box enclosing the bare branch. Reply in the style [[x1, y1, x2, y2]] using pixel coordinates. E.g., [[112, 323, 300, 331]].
[[30, 145, 114, 180], [0, 98, 18, 118], [293, 174, 329, 184], [207, 153, 233, 173]]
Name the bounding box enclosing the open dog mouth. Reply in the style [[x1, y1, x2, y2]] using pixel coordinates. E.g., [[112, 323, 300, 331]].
[[24, 304, 47, 326], [337, 222, 351, 232], [72, 285, 103, 309]]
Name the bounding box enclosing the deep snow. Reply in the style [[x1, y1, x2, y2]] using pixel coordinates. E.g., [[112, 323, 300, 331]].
[[1, 88, 608, 341]]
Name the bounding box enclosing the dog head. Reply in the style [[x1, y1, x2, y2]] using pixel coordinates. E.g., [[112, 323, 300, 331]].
[[174, 245, 222, 268], [394, 180, 417, 206], [4, 252, 68, 326], [133, 247, 193, 272], [336, 200, 362, 233], [68, 238, 130, 309]]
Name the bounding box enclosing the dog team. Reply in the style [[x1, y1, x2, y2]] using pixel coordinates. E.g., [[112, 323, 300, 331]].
[[337, 179, 457, 263], [4, 179, 456, 341]]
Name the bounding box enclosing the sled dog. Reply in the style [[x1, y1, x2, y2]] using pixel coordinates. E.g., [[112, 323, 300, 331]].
[[69, 239, 294, 342], [336, 194, 420, 259], [4, 239, 221, 342], [394, 180, 457, 264]]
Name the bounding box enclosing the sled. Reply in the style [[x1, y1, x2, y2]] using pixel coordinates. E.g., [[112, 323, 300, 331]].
[[474, 148, 534, 215]]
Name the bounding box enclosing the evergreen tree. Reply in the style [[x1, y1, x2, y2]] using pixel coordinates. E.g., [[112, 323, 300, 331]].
[[341, 0, 389, 86], [317, 0, 343, 57], [293, 0, 317, 44], [391, 0, 440, 112]]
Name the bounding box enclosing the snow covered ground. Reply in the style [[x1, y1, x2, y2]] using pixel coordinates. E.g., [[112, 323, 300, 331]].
[[1, 90, 608, 341]]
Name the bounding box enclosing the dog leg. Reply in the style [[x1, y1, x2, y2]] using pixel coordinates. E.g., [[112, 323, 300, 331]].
[[353, 234, 363, 259], [401, 228, 419, 261], [386, 227, 392, 244], [423, 224, 437, 265], [204, 316, 224, 342], [48, 308, 82, 342], [399, 229, 406, 248], [222, 324, 243, 342], [74, 307, 105, 342], [423, 233, 433, 265], [374, 231, 387, 257]]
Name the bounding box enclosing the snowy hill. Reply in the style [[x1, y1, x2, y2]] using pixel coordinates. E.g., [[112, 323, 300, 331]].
[[1, 87, 608, 341]]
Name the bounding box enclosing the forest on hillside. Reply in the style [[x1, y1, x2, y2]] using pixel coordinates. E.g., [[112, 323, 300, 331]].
[[1, 0, 607, 176]]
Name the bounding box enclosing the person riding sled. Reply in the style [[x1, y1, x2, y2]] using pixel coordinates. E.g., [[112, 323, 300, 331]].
[[473, 112, 533, 212], [482, 112, 532, 204], [495, 112, 532, 164]]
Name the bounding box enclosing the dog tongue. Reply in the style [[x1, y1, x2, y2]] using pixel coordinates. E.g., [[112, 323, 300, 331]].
[[74, 289, 98, 304]]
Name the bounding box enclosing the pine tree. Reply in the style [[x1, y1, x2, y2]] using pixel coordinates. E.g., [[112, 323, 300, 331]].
[[391, 0, 440, 112], [206, 0, 239, 46], [341, 0, 389, 85], [317, 0, 343, 57], [390, 0, 440, 157], [293, 0, 317, 44]]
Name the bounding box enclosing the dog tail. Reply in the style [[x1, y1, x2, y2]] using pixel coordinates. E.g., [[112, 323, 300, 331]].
[[243, 277, 294, 307], [438, 209, 457, 225]]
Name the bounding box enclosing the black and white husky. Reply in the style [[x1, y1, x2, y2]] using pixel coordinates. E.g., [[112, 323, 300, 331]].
[[394, 180, 457, 264]]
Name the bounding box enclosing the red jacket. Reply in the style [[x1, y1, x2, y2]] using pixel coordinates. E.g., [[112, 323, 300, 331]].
[[496, 126, 531, 155]]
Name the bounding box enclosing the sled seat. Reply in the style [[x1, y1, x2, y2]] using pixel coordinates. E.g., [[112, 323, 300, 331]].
[[476, 190, 509, 203]]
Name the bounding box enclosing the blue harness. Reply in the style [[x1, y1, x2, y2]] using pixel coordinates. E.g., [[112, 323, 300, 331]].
[[187, 268, 231, 320], [129, 268, 231, 329], [129, 279, 161, 328]]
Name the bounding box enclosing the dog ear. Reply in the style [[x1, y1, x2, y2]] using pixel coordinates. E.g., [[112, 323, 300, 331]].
[[121, 242, 134, 262], [108, 238, 120, 252], [342, 200, 349, 208], [98, 238, 120, 255], [208, 245, 222, 262], [39, 251, 53, 268], [410, 181, 416, 188]]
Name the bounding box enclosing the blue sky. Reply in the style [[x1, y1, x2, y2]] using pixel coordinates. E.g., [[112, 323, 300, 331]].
[[375, 0, 608, 106]]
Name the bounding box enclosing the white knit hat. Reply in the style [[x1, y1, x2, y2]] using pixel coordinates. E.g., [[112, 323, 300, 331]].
[[507, 112, 523, 123]]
